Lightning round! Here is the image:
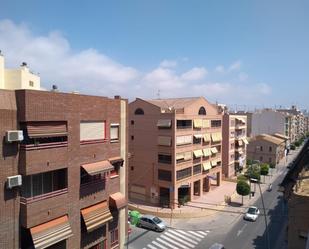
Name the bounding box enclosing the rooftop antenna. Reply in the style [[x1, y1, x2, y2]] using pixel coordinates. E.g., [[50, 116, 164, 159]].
[[157, 89, 161, 99]]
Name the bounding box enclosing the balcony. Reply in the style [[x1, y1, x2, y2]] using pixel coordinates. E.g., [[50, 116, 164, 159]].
[[19, 144, 68, 175], [80, 178, 107, 198], [20, 189, 69, 228]]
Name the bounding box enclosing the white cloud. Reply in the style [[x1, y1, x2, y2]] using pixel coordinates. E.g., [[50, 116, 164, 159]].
[[0, 19, 272, 104], [228, 60, 242, 71], [215, 65, 225, 73], [159, 59, 178, 68], [181, 67, 208, 81]]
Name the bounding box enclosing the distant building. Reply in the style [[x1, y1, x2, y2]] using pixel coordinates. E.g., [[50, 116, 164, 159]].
[[222, 113, 248, 178], [0, 53, 41, 90], [247, 134, 285, 165], [0, 89, 128, 249], [129, 97, 223, 208]]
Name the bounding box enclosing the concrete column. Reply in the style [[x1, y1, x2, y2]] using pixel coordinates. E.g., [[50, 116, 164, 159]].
[[170, 187, 177, 209], [217, 171, 221, 186]]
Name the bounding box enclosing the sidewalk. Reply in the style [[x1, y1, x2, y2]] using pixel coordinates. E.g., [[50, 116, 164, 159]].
[[128, 147, 301, 219]]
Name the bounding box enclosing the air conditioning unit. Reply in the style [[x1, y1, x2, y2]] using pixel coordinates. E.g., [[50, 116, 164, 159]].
[[7, 175, 22, 189], [6, 130, 24, 143]]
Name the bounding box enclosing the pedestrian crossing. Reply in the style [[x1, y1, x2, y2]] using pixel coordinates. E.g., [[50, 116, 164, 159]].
[[142, 229, 210, 249]]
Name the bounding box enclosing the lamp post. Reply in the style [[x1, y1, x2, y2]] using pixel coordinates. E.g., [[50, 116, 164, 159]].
[[250, 178, 270, 249]]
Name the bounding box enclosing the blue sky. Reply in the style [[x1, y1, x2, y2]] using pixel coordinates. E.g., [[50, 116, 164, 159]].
[[1, 0, 308, 110]]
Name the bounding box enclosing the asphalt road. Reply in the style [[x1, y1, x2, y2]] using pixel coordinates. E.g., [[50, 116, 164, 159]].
[[127, 149, 299, 249]]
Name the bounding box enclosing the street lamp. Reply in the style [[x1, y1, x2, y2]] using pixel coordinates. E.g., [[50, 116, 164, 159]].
[[250, 178, 270, 249]]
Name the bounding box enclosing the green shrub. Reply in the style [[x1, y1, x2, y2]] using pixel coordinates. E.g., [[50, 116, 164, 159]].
[[294, 141, 300, 147], [237, 175, 248, 182], [236, 180, 251, 205], [269, 163, 276, 169], [290, 144, 296, 150]]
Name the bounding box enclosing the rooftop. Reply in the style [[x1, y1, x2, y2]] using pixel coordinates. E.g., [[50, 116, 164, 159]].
[[145, 97, 201, 110], [255, 134, 285, 145]]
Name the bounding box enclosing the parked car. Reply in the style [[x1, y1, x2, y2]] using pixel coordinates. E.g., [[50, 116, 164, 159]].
[[137, 215, 166, 232], [244, 206, 260, 221], [209, 243, 225, 249]]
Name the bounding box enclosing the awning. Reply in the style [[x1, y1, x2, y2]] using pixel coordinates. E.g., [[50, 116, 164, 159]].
[[202, 120, 211, 128], [193, 119, 202, 128], [194, 134, 203, 139], [81, 201, 113, 233], [211, 133, 222, 142], [157, 119, 172, 128], [203, 134, 211, 142], [26, 121, 67, 138], [184, 151, 192, 160], [109, 192, 127, 209], [82, 160, 114, 176], [203, 148, 212, 157], [211, 160, 217, 167], [30, 215, 73, 249], [242, 138, 249, 145], [158, 136, 172, 146], [109, 156, 124, 165], [211, 147, 218, 154], [176, 153, 185, 160], [236, 118, 246, 123], [193, 150, 203, 158], [203, 162, 211, 171]]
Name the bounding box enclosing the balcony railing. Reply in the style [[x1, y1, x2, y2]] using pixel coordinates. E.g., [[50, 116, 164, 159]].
[[20, 141, 68, 150], [20, 188, 68, 204], [80, 178, 106, 197]]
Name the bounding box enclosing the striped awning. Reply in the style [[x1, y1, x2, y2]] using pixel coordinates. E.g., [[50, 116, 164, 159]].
[[211, 133, 222, 142], [26, 121, 67, 138], [193, 150, 203, 158], [242, 138, 249, 145], [176, 153, 185, 160], [109, 192, 127, 209], [30, 215, 73, 249], [203, 148, 212, 157], [158, 136, 172, 146], [203, 162, 211, 171], [194, 134, 203, 139], [202, 120, 211, 128], [81, 202, 113, 233], [193, 119, 202, 128], [82, 160, 114, 176], [211, 147, 218, 154], [203, 134, 211, 142], [211, 160, 217, 167]]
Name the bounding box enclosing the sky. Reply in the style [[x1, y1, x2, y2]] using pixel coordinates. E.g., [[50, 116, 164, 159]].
[[0, 0, 308, 110]]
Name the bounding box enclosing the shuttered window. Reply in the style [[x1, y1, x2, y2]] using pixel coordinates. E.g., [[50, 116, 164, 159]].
[[158, 136, 172, 146], [176, 135, 192, 145], [110, 123, 119, 141], [80, 121, 105, 141]]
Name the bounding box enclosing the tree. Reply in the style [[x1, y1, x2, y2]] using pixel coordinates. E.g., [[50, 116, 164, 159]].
[[247, 164, 261, 182], [236, 180, 250, 205], [260, 163, 269, 182], [246, 159, 253, 166], [237, 174, 248, 182]]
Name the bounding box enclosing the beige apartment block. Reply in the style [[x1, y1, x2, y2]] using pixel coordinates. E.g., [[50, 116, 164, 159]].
[[222, 113, 248, 178], [0, 53, 41, 90], [129, 97, 223, 208], [247, 134, 285, 165]]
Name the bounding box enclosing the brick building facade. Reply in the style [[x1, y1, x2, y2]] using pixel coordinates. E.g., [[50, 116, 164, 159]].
[[0, 89, 128, 249]]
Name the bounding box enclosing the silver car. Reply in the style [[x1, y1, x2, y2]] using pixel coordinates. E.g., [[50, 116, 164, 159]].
[[138, 215, 166, 232], [244, 206, 260, 221]]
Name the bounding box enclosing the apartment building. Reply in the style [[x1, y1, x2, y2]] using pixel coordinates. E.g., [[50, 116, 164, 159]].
[[0, 53, 41, 90], [222, 113, 248, 178], [247, 134, 285, 165], [0, 89, 128, 249], [129, 97, 222, 208]]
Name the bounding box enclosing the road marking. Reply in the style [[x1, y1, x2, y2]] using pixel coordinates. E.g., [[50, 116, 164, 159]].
[[160, 235, 189, 249], [152, 240, 169, 249], [188, 231, 205, 238], [156, 238, 179, 249], [197, 231, 208, 236], [164, 231, 195, 248], [175, 229, 202, 241], [168, 230, 199, 244], [237, 223, 247, 237], [147, 244, 157, 249]]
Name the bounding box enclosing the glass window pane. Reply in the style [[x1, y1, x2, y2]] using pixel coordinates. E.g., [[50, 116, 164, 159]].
[[32, 174, 43, 197], [43, 171, 53, 194], [22, 175, 32, 198]]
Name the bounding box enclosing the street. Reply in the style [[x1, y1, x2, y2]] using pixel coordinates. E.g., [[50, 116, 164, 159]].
[[127, 149, 298, 249]]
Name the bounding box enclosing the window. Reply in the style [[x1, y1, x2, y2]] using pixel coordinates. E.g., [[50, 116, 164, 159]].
[[260, 146, 263, 151], [134, 108, 144, 115], [193, 164, 201, 175], [198, 107, 206, 115], [269, 146, 272, 152], [131, 120, 134, 125], [158, 170, 172, 181], [158, 136, 172, 146], [110, 229, 119, 247], [268, 157, 272, 163], [158, 154, 172, 164], [21, 169, 67, 199], [110, 124, 119, 142], [29, 81, 34, 87], [80, 168, 106, 185], [211, 120, 221, 128], [131, 135, 134, 140], [176, 167, 192, 180], [177, 120, 192, 129], [131, 166, 134, 171], [89, 240, 107, 249], [110, 168, 119, 177], [80, 121, 105, 142], [230, 119, 235, 126], [260, 156, 263, 162]]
